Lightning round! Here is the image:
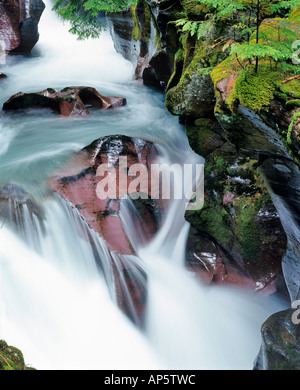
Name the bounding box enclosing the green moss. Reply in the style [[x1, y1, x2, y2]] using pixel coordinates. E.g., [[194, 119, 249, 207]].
[[141, 2, 152, 43], [188, 199, 232, 244], [181, 0, 208, 18], [0, 340, 34, 370], [210, 55, 237, 86], [185, 118, 218, 156], [280, 79, 300, 99], [234, 71, 275, 112], [165, 38, 215, 115], [275, 347, 300, 370], [287, 111, 300, 145], [131, 5, 141, 41], [286, 99, 300, 108], [290, 6, 300, 23], [131, 1, 153, 43], [215, 156, 226, 173], [234, 199, 261, 261]]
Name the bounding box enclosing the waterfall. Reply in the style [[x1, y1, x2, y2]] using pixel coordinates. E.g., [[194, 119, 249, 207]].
[[0, 223, 161, 370], [0, 0, 288, 370]]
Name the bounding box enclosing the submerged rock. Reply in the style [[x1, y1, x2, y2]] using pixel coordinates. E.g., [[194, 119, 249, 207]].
[[111, 252, 147, 328], [186, 230, 255, 289], [3, 86, 126, 117], [0, 0, 45, 54], [0, 183, 44, 235]]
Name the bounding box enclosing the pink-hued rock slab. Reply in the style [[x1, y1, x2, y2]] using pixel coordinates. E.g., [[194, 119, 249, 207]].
[[3, 86, 127, 116], [49, 135, 161, 255]]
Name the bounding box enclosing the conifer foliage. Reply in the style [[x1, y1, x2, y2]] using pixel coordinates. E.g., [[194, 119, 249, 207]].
[[53, 0, 138, 39], [175, 0, 299, 72]]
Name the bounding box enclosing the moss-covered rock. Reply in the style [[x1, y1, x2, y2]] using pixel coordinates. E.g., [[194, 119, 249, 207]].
[[255, 309, 300, 370], [0, 340, 35, 370], [166, 38, 216, 117], [181, 0, 208, 19], [185, 118, 287, 293]]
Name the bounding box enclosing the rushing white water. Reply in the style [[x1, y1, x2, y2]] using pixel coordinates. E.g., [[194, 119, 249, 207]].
[[0, 0, 287, 370], [0, 224, 161, 370]]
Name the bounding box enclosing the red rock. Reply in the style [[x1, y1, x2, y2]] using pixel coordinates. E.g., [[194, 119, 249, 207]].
[[187, 219, 284, 295], [3, 86, 127, 116], [48, 135, 161, 254], [216, 73, 239, 104], [187, 238, 255, 290], [48, 135, 164, 326], [0, 0, 21, 52], [0, 0, 45, 54]]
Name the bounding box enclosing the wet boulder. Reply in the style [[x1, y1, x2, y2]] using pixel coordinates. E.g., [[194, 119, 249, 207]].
[[2, 86, 126, 117], [48, 134, 161, 254]]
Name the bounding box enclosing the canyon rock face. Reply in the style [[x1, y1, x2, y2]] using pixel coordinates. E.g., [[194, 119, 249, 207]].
[[107, 0, 160, 79], [107, 0, 179, 87], [2, 86, 126, 116], [255, 309, 300, 370], [213, 81, 300, 303], [185, 123, 288, 295], [0, 0, 45, 54]]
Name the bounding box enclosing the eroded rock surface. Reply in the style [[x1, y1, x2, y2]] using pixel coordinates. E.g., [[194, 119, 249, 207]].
[[3, 86, 126, 116]]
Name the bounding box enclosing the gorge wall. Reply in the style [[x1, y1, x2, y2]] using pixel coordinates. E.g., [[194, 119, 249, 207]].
[[0, 0, 45, 55]]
